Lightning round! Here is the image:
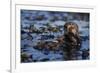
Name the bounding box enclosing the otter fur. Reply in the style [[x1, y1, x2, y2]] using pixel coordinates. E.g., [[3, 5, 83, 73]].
[[63, 22, 81, 60]]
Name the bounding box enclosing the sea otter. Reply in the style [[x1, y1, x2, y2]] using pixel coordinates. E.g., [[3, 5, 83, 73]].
[[63, 22, 81, 60]]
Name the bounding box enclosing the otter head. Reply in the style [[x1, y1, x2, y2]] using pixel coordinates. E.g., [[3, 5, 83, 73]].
[[64, 22, 79, 35]]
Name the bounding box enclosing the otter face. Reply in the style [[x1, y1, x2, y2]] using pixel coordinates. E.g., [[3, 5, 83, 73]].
[[64, 22, 78, 35], [68, 25, 77, 35]]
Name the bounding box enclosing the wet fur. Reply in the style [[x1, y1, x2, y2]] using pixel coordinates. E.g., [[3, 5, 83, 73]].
[[63, 22, 81, 60]]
